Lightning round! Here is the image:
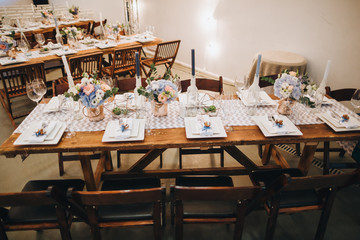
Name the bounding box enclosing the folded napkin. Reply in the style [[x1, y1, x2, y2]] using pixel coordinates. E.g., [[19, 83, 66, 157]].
[[238, 90, 275, 106], [260, 115, 295, 134], [110, 118, 134, 139], [27, 121, 58, 143], [325, 111, 360, 129], [43, 97, 60, 113], [192, 115, 214, 136]]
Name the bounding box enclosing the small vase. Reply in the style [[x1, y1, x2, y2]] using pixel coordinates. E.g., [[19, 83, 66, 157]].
[[73, 14, 79, 20], [83, 105, 105, 122], [277, 98, 295, 115], [7, 47, 17, 59], [152, 101, 168, 117]]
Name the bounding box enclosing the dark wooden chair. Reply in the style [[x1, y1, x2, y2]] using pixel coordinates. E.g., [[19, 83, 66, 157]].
[[66, 178, 164, 240], [319, 86, 360, 174], [74, 22, 91, 35], [178, 77, 224, 169], [0, 62, 46, 128], [68, 51, 103, 81], [172, 175, 261, 240], [90, 19, 107, 37], [0, 179, 84, 240], [250, 168, 360, 240], [102, 45, 143, 78], [114, 77, 163, 168], [141, 40, 181, 78]]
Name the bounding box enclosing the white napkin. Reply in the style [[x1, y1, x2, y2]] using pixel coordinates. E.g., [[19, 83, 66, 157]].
[[192, 115, 214, 136], [260, 115, 296, 134], [110, 118, 134, 139], [237, 90, 275, 106], [27, 121, 58, 143], [43, 97, 60, 113], [325, 111, 360, 129]]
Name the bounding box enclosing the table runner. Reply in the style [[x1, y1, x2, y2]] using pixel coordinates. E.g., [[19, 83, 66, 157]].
[[14, 98, 360, 133]]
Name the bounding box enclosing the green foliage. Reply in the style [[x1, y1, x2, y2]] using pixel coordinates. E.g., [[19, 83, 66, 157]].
[[299, 96, 315, 108], [203, 105, 217, 113], [104, 87, 118, 99], [260, 76, 275, 84], [112, 107, 129, 115], [64, 91, 80, 101]]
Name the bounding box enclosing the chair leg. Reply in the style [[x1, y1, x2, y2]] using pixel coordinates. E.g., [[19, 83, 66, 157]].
[[258, 145, 263, 158], [0, 221, 8, 240], [179, 148, 183, 169], [56, 207, 72, 240], [160, 153, 163, 168], [323, 142, 330, 175], [339, 149, 346, 157], [265, 200, 280, 240], [117, 151, 121, 168], [90, 226, 102, 240], [220, 149, 224, 167], [296, 143, 301, 156], [175, 200, 184, 240], [153, 202, 162, 240], [314, 190, 337, 240], [233, 202, 247, 240], [58, 153, 65, 176]]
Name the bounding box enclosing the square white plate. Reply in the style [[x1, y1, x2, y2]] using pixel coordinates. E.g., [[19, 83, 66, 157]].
[[237, 91, 276, 106], [316, 112, 360, 132], [55, 49, 78, 56], [102, 119, 145, 142], [95, 43, 117, 49], [14, 121, 66, 145], [252, 115, 303, 137], [184, 117, 227, 139], [0, 57, 27, 66]]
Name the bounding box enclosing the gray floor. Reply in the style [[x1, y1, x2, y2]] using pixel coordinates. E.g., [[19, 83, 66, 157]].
[[0, 65, 359, 239]]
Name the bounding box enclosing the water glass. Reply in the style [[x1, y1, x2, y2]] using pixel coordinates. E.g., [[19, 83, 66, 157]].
[[26, 79, 47, 104], [351, 89, 360, 111], [34, 33, 45, 47], [219, 92, 233, 132], [59, 98, 76, 138], [17, 39, 30, 58]]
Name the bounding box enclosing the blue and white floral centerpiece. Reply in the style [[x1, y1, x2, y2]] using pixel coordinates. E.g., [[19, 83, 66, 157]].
[[274, 71, 302, 115]]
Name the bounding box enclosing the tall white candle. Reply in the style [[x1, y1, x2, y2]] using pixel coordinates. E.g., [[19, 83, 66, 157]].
[[322, 60, 331, 85], [99, 12, 103, 25], [61, 55, 75, 88], [66, 1, 69, 8]]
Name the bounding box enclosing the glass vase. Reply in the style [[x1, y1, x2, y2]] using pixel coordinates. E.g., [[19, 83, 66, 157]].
[[277, 98, 295, 115], [152, 101, 168, 117], [83, 105, 105, 122]]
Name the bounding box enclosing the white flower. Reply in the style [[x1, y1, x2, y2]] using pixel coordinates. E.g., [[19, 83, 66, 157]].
[[81, 77, 89, 85], [75, 83, 82, 91], [68, 86, 78, 95], [91, 98, 98, 106], [151, 82, 160, 91], [96, 89, 105, 98]]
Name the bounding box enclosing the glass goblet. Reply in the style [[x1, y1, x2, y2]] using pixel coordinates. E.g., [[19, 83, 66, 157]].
[[17, 39, 30, 58], [58, 98, 76, 138], [34, 33, 45, 48], [351, 89, 360, 112], [26, 82, 42, 104]]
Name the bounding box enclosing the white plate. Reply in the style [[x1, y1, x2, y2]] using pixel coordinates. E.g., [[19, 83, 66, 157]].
[[95, 43, 117, 49], [237, 91, 277, 106], [0, 57, 27, 66], [136, 37, 155, 43], [316, 112, 360, 132], [252, 115, 303, 137], [14, 122, 66, 145], [55, 49, 78, 56], [184, 117, 227, 139], [322, 96, 333, 105], [102, 119, 145, 142]]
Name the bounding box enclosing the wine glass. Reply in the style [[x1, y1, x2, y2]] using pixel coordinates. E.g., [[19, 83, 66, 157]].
[[174, 78, 182, 95], [351, 89, 360, 112], [58, 97, 76, 138], [145, 101, 154, 136], [234, 76, 245, 92], [219, 91, 233, 132], [26, 79, 47, 104], [17, 39, 30, 58], [34, 33, 45, 48]]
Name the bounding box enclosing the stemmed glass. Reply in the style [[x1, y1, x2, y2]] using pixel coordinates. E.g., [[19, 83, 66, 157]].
[[351, 89, 360, 112], [174, 78, 182, 95], [58, 97, 76, 138], [234, 75, 248, 92], [219, 91, 233, 132], [26, 79, 47, 105], [17, 39, 30, 58], [145, 101, 154, 136], [34, 33, 45, 48]]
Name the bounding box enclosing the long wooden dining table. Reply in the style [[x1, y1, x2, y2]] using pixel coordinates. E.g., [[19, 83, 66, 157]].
[[1, 97, 360, 191]]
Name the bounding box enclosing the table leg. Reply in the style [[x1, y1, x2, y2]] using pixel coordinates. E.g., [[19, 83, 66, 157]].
[[79, 152, 97, 191], [222, 146, 258, 171], [262, 144, 273, 165], [298, 142, 319, 175], [128, 148, 166, 173], [271, 146, 290, 168]]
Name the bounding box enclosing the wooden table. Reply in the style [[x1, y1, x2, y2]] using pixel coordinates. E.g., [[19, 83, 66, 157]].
[[1, 115, 359, 190]]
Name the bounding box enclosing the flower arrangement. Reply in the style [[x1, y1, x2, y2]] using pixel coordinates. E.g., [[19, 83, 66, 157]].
[[69, 6, 79, 15], [107, 22, 125, 34], [137, 65, 178, 103], [0, 35, 14, 52], [65, 72, 118, 108], [274, 72, 302, 100], [60, 27, 83, 39], [40, 10, 53, 18]]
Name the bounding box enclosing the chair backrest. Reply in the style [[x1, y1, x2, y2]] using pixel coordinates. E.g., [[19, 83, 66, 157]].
[[326, 86, 357, 102], [115, 77, 147, 93], [33, 28, 56, 44], [181, 76, 223, 93], [68, 51, 103, 81], [90, 19, 107, 36], [74, 22, 91, 35], [153, 40, 181, 64], [0, 62, 46, 97], [111, 46, 142, 76], [0, 189, 55, 208], [52, 77, 70, 96]]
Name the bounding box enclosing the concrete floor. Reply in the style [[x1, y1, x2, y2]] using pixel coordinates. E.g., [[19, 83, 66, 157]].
[[0, 64, 359, 239]]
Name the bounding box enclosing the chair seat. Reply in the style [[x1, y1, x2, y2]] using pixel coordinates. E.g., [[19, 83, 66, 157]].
[[176, 176, 233, 187], [142, 58, 172, 67], [183, 200, 236, 218], [22, 179, 85, 192], [98, 203, 154, 222], [101, 178, 161, 191], [266, 190, 321, 209]]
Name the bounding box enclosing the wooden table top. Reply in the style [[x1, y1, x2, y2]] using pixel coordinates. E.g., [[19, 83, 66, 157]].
[[1, 121, 359, 158]]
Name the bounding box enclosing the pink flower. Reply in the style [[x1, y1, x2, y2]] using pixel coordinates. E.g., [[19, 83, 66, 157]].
[[100, 83, 111, 92], [164, 86, 173, 92], [158, 93, 168, 103], [83, 83, 95, 96], [289, 71, 297, 77]]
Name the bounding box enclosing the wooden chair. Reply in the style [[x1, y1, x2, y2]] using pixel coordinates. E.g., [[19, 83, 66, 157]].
[[114, 77, 163, 168], [172, 175, 261, 240], [0, 179, 84, 240], [68, 51, 103, 81], [102, 45, 142, 78], [0, 62, 46, 128], [319, 87, 360, 174], [66, 178, 164, 240], [90, 19, 107, 37], [141, 40, 181, 78], [250, 168, 360, 240], [75, 21, 91, 35], [178, 77, 224, 169]]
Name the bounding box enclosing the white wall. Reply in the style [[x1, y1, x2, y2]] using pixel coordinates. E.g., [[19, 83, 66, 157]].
[[138, 0, 360, 89], [0, 0, 32, 5]]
